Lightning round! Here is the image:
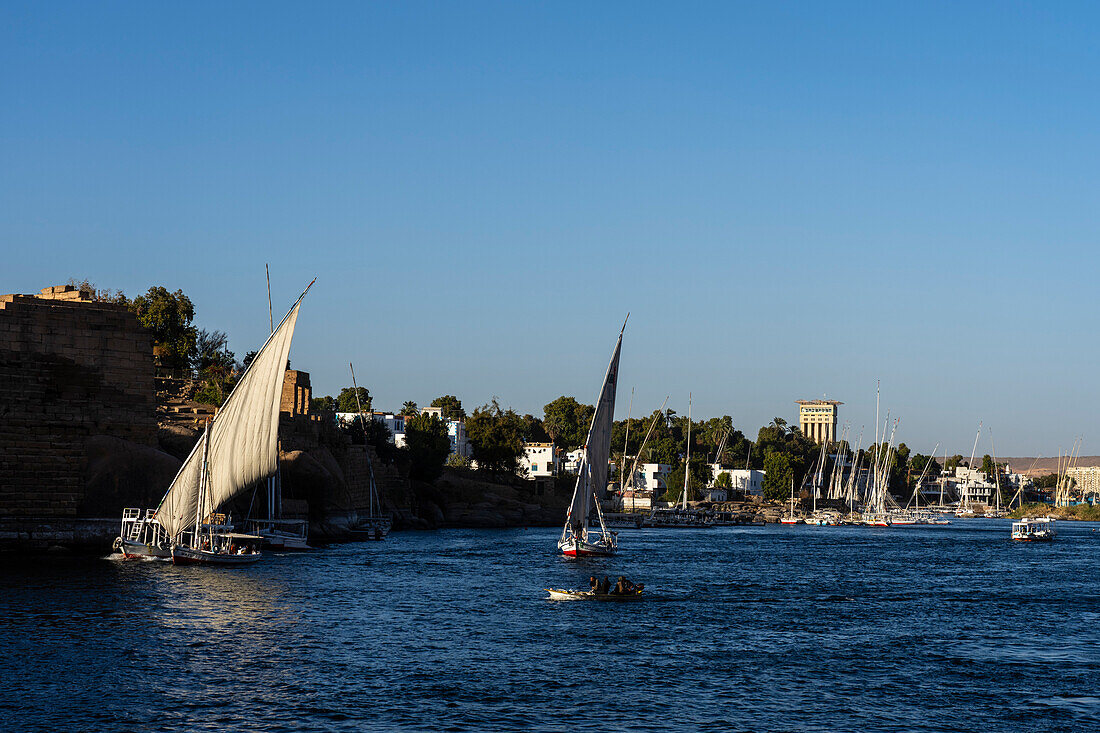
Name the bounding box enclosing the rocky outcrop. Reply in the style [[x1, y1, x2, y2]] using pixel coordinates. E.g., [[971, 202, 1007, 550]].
[[82, 435, 181, 515], [412, 471, 570, 529]]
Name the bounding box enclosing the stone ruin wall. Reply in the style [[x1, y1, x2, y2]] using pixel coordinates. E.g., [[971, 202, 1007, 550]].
[[0, 286, 157, 523]]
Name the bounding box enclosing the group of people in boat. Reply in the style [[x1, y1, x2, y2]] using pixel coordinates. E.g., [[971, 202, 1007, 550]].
[[588, 575, 642, 596]]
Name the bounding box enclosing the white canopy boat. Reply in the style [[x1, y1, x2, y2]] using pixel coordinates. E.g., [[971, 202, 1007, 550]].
[[558, 319, 625, 558], [1011, 517, 1056, 542]]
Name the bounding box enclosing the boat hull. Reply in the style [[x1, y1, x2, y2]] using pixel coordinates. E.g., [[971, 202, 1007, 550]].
[[116, 538, 171, 560], [558, 537, 616, 557], [171, 545, 263, 566], [546, 588, 643, 601], [258, 533, 313, 551]]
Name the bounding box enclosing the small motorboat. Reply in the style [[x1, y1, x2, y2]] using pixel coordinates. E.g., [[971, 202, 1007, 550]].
[[546, 588, 644, 601]]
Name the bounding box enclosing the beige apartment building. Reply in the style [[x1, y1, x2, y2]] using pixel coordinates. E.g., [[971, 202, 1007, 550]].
[[796, 400, 842, 444], [1066, 466, 1100, 501]]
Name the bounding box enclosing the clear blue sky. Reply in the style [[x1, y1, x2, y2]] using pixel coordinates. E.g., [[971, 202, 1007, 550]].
[[3, 1, 1098, 457]]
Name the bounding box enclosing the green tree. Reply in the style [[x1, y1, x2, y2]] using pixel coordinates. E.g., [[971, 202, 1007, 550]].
[[980, 454, 996, 478], [945, 454, 966, 471], [1035, 473, 1059, 489], [909, 454, 942, 480], [194, 329, 236, 373], [466, 399, 525, 474], [194, 380, 227, 407], [311, 395, 336, 413], [521, 414, 551, 443], [543, 396, 595, 448], [405, 413, 452, 483], [762, 452, 794, 501], [336, 386, 371, 414], [446, 453, 472, 469], [430, 395, 466, 421], [190, 329, 239, 406], [714, 472, 733, 489], [401, 401, 419, 417], [663, 457, 711, 503], [129, 286, 197, 369]]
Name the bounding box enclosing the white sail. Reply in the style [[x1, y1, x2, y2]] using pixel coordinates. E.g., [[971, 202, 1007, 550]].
[[565, 324, 624, 536], [156, 429, 206, 537], [155, 288, 307, 538], [202, 300, 302, 518]]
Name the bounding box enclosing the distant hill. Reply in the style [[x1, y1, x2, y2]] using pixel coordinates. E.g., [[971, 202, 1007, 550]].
[[998, 457, 1100, 476]]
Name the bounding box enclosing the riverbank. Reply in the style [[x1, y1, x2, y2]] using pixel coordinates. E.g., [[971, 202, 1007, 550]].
[[1011, 503, 1100, 521]]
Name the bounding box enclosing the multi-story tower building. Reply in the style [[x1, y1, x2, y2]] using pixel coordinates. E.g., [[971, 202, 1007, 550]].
[[796, 399, 842, 444]]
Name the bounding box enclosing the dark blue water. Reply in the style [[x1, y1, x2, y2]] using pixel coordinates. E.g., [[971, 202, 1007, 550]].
[[3, 521, 1099, 732]]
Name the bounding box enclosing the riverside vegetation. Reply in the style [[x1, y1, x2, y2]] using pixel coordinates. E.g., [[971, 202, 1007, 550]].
[[75, 278, 1063, 509]]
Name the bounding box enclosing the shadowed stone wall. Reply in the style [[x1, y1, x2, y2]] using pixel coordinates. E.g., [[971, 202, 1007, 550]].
[[0, 286, 160, 546]]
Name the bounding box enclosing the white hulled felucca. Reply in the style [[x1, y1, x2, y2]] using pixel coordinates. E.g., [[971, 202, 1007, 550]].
[[558, 318, 626, 557]]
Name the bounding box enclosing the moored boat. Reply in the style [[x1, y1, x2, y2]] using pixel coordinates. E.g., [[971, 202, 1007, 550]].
[[604, 513, 644, 529], [644, 507, 714, 528], [248, 518, 313, 550]]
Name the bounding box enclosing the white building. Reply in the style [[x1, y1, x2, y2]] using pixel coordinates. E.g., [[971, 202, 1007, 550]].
[[629, 463, 672, 494], [446, 419, 471, 458], [564, 449, 585, 474], [521, 443, 559, 478], [710, 467, 765, 497], [336, 412, 408, 447], [954, 466, 997, 505]]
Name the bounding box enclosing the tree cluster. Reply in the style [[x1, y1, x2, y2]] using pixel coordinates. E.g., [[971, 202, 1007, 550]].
[[465, 399, 525, 475]]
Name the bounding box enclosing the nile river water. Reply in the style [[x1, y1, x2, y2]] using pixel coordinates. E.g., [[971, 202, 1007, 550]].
[[3, 520, 1099, 732]]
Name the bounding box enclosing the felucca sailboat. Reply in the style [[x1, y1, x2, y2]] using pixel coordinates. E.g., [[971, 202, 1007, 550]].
[[558, 319, 626, 557], [119, 281, 312, 565]]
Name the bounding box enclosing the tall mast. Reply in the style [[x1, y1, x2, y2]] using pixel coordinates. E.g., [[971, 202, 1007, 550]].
[[621, 387, 634, 500], [194, 420, 210, 550], [681, 393, 691, 511], [350, 362, 379, 519], [265, 264, 279, 521], [965, 421, 982, 511], [627, 397, 669, 512], [990, 429, 1002, 512], [874, 381, 880, 493]]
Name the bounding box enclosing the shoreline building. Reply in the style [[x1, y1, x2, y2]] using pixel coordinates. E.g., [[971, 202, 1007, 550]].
[[709, 466, 765, 498], [796, 400, 842, 444], [521, 442, 560, 478], [1066, 466, 1100, 504]]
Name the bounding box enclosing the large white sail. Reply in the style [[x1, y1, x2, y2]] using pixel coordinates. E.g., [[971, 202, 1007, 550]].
[[156, 430, 206, 537], [202, 299, 301, 518], [155, 287, 307, 538], [565, 323, 624, 536]]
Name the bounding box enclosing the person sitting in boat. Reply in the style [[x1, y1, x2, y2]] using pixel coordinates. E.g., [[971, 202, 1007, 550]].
[[612, 577, 641, 595], [596, 576, 611, 595], [589, 576, 599, 593]]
